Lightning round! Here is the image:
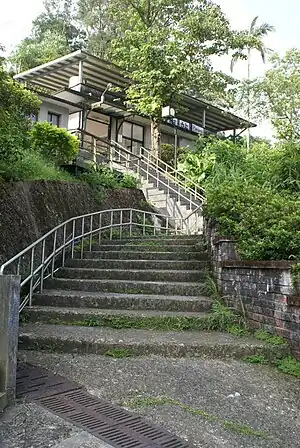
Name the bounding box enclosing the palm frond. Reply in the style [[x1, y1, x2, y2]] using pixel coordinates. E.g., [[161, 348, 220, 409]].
[[250, 16, 259, 32], [254, 22, 275, 37]]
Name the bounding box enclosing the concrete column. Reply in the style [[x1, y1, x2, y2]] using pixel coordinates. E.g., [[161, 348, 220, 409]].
[[0, 275, 21, 410]]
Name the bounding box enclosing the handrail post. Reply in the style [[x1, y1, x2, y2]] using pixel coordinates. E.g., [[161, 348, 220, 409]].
[[110, 211, 114, 240], [89, 215, 93, 252], [71, 220, 76, 259], [29, 247, 35, 306], [62, 224, 67, 267], [129, 210, 133, 237], [51, 230, 57, 278], [40, 240, 46, 292], [80, 217, 85, 260]]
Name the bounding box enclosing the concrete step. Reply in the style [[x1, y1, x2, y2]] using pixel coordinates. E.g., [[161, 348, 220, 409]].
[[66, 259, 206, 271], [33, 290, 212, 312], [0, 392, 7, 412], [78, 251, 209, 261], [99, 237, 203, 246], [44, 278, 206, 296], [19, 324, 289, 359], [57, 267, 205, 282], [24, 306, 212, 330], [92, 244, 203, 252]]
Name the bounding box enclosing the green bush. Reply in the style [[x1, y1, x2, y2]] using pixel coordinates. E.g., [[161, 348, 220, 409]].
[[0, 151, 74, 182], [79, 166, 119, 189], [0, 68, 40, 162], [80, 166, 140, 190], [119, 173, 140, 188], [160, 144, 189, 167], [204, 181, 300, 260], [30, 122, 79, 165], [178, 136, 246, 185]]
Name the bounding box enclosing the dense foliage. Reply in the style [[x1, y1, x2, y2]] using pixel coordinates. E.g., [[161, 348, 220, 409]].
[[0, 68, 40, 162], [180, 136, 300, 260], [30, 122, 79, 165]]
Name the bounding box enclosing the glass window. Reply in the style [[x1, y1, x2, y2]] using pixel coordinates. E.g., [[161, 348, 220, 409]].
[[132, 124, 143, 141], [123, 122, 132, 138], [47, 112, 60, 127], [120, 121, 144, 153]]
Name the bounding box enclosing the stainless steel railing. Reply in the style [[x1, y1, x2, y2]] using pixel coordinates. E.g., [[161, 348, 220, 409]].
[[0, 208, 191, 312]]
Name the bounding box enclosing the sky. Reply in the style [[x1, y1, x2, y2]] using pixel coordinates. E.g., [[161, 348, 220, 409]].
[[0, 0, 298, 138]]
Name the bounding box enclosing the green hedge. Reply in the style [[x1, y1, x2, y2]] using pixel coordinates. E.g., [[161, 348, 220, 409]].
[[30, 122, 79, 165]]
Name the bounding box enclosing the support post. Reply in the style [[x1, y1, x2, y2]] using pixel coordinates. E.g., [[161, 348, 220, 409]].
[[0, 275, 20, 411]]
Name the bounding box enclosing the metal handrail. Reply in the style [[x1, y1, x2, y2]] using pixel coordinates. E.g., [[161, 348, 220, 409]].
[[109, 144, 200, 210], [0, 208, 196, 313], [70, 128, 205, 203], [140, 146, 205, 202]]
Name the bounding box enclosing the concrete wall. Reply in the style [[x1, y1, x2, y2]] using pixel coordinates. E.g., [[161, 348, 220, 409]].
[[38, 101, 69, 129], [0, 276, 20, 411], [205, 221, 300, 359]]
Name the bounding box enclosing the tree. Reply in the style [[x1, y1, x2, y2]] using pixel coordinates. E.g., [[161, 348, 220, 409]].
[[107, 0, 256, 155], [231, 16, 274, 149], [260, 50, 300, 141], [77, 0, 116, 57], [11, 33, 70, 72], [10, 0, 86, 72], [0, 68, 40, 162]]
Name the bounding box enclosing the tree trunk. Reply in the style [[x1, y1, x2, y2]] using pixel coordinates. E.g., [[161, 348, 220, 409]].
[[151, 119, 161, 158]]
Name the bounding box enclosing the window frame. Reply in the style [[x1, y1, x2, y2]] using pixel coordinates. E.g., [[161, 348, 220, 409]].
[[47, 111, 61, 127]]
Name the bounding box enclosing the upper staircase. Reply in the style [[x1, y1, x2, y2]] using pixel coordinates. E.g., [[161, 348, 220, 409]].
[[71, 130, 205, 234]]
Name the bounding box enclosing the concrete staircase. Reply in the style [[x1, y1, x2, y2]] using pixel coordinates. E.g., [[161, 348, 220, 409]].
[[19, 236, 287, 359]]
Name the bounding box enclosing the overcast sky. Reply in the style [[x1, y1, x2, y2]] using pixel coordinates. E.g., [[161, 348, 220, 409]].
[[0, 0, 297, 138]]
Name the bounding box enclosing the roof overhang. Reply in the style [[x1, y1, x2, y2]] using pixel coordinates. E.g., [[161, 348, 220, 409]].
[[14, 50, 256, 133]]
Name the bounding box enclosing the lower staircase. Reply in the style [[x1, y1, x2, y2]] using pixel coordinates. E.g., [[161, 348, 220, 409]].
[[19, 236, 285, 359]]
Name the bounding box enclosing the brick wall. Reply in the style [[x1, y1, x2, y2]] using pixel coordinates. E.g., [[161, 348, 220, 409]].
[[205, 221, 300, 359]]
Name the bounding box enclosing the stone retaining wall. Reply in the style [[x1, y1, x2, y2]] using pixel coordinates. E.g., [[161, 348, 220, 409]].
[[205, 221, 300, 358]]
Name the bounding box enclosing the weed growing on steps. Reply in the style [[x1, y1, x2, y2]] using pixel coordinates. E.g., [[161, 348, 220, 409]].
[[204, 273, 249, 335], [123, 395, 267, 438], [37, 311, 250, 333], [254, 329, 285, 345], [243, 354, 300, 379], [105, 347, 133, 358]]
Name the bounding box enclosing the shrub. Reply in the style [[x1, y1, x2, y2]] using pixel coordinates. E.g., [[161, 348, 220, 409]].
[[178, 136, 246, 185], [79, 166, 119, 189], [0, 68, 40, 162], [0, 151, 74, 182], [204, 181, 300, 260], [119, 173, 140, 188], [160, 144, 189, 167], [30, 122, 79, 165]]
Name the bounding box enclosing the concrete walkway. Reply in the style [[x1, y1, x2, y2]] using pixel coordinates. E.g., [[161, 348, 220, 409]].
[[1, 351, 298, 448]]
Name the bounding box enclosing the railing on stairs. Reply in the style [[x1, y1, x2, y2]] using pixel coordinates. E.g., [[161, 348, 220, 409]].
[[70, 129, 205, 207], [0, 208, 199, 313]]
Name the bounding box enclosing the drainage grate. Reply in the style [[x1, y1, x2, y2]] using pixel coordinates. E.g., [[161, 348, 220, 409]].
[[16, 363, 82, 399], [17, 363, 191, 448]]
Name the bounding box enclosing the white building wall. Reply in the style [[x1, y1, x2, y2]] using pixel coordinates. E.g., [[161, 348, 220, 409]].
[[38, 101, 69, 129]]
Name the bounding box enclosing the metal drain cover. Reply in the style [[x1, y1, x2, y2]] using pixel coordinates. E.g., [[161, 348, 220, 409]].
[[17, 363, 191, 448]]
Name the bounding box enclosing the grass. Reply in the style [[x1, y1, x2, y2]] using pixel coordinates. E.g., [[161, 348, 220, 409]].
[[254, 329, 285, 345], [276, 356, 300, 378], [105, 347, 133, 358], [243, 354, 268, 364], [243, 354, 300, 379], [36, 309, 249, 333], [123, 395, 267, 438], [0, 151, 75, 182]]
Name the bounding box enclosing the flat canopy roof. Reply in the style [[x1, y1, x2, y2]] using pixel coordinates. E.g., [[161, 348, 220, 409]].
[[14, 50, 256, 133]]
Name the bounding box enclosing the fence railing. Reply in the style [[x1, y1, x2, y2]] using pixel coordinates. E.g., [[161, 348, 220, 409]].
[[0, 208, 197, 313], [70, 129, 205, 206]]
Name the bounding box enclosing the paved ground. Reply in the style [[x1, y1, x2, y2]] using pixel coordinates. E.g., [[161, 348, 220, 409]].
[[3, 351, 298, 448], [0, 401, 112, 448]]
